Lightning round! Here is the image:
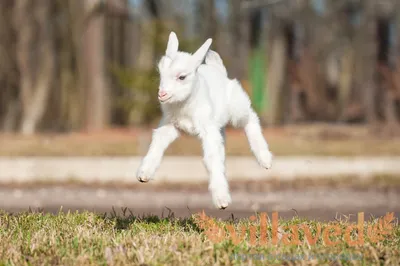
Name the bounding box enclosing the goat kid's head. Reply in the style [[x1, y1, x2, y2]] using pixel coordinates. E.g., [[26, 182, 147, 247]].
[[157, 31, 212, 104]]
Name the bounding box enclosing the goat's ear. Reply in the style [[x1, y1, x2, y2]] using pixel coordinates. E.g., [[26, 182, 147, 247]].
[[192, 38, 212, 68], [166, 31, 179, 58]]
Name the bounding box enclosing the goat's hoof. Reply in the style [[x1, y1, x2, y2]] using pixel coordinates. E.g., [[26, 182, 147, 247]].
[[212, 189, 232, 210], [138, 177, 149, 183], [136, 171, 151, 183], [258, 150, 273, 169]]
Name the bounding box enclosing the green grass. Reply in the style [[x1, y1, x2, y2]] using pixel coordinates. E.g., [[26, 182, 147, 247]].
[[0, 209, 398, 265]]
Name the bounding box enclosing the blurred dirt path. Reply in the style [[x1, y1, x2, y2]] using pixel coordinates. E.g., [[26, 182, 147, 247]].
[[1, 186, 398, 221]]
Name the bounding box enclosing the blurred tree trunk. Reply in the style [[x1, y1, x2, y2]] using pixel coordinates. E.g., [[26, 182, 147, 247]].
[[124, 21, 140, 69], [287, 22, 307, 123], [200, 0, 217, 40], [83, 0, 110, 131], [106, 0, 133, 125], [122, 0, 140, 68], [376, 6, 400, 132], [337, 2, 359, 122], [69, 0, 87, 130], [14, 0, 55, 135], [137, 0, 158, 70], [107, 1, 124, 66], [230, 0, 250, 80], [382, 19, 399, 129], [296, 1, 329, 120], [265, 23, 287, 125], [53, 0, 84, 131], [337, 45, 355, 121], [0, 1, 19, 132], [395, 2, 400, 102], [361, 0, 378, 124]]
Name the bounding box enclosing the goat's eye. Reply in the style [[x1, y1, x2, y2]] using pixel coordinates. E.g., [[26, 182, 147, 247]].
[[178, 75, 186, 81]]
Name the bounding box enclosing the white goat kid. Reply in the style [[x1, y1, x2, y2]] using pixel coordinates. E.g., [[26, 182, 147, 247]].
[[136, 32, 273, 209]]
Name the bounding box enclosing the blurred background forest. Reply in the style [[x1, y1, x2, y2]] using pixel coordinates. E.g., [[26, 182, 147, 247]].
[[1, 0, 400, 135]]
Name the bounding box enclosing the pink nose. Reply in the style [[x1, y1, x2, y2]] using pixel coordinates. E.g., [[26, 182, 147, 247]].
[[158, 91, 167, 98]]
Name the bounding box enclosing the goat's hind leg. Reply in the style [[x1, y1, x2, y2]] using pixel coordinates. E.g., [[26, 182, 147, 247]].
[[199, 125, 231, 209], [231, 106, 273, 169], [243, 109, 273, 169], [228, 79, 273, 169]]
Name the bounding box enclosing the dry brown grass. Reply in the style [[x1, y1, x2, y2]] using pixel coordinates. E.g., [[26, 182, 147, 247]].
[[0, 208, 398, 265], [1, 124, 400, 157]]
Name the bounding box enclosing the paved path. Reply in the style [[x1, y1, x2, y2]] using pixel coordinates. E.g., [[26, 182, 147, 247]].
[[0, 156, 399, 183]]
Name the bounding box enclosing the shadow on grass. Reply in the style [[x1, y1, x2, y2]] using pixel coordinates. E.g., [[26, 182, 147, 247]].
[[100, 206, 204, 233]]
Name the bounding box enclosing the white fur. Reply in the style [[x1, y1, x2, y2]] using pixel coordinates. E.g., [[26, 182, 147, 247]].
[[137, 32, 273, 209]]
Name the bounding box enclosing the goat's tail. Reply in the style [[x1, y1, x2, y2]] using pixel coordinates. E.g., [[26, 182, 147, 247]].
[[205, 50, 228, 76]]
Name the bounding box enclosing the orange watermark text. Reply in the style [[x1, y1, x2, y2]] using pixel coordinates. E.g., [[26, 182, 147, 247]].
[[194, 211, 395, 246]]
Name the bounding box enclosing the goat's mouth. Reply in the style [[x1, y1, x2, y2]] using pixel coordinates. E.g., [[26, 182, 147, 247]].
[[158, 96, 172, 103]]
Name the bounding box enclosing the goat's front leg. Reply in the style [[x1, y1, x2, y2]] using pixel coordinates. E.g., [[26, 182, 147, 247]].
[[199, 125, 232, 209], [137, 121, 179, 182]]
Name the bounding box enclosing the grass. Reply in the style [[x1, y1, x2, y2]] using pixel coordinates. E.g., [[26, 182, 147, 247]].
[[1, 124, 400, 157], [0, 209, 398, 265]]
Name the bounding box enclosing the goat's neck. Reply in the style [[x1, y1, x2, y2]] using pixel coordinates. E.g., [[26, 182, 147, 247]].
[[184, 73, 201, 106]]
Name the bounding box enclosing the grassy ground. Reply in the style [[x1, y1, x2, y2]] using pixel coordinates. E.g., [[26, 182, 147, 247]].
[[0, 209, 398, 265], [1, 124, 400, 157]]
